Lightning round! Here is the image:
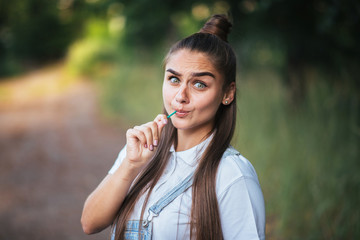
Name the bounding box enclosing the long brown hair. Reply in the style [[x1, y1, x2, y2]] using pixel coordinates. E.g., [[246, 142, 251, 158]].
[[112, 14, 237, 240]]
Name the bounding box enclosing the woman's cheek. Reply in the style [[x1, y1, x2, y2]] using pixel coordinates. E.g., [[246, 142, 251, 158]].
[[194, 94, 220, 116]]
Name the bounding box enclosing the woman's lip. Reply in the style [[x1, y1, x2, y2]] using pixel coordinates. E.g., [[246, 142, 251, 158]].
[[175, 110, 190, 117]]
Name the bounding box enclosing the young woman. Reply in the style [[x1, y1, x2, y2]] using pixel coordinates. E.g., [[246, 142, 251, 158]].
[[81, 15, 265, 240]]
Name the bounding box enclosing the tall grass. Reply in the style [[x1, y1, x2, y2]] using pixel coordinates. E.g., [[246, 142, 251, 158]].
[[236, 70, 359, 239]]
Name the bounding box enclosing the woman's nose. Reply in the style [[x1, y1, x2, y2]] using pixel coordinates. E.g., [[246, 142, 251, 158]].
[[175, 85, 189, 104]]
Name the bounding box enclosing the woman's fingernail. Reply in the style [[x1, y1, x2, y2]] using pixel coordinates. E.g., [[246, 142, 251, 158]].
[[163, 119, 167, 124], [149, 145, 154, 151], [154, 140, 158, 146], [144, 144, 148, 148]]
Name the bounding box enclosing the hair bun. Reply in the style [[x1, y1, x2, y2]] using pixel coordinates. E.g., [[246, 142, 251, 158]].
[[199, 14, 232, 42]]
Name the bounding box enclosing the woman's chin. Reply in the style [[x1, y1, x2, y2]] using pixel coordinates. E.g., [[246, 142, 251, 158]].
[[170, 120, 191, 130]]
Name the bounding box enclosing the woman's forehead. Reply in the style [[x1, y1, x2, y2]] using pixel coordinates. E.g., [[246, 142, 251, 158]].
[[165, 49, 217, 72]]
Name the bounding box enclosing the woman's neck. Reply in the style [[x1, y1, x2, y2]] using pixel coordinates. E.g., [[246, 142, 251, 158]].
[[176, 127, 213, 152]]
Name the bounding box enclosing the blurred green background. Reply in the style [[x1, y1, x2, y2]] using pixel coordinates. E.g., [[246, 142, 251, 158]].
[[0, 0, 359, 239]]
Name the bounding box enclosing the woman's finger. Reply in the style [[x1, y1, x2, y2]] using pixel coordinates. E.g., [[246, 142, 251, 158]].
[[128, 127, 147, 147], [154, 114, 168, 125], [147, 121, 159, 147], [134, 125, 154, 150], [154, 114, 168, 137]]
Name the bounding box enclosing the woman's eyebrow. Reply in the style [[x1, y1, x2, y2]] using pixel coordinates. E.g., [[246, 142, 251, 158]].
[[191, 72, 215, 79], [166, 68, 215, 79], [166, 68, 182, 76]]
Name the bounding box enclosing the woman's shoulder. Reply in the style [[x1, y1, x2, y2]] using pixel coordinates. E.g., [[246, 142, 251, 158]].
[[216, 145, 261, 195]]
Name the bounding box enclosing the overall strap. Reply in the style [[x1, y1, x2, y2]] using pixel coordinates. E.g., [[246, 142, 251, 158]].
[[143, 173, 193, 227], [142, 146, 239, 227]]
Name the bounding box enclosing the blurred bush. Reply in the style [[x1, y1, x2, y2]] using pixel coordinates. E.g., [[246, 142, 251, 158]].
[[0, 0, 90, 76], [99, 62, 163, 124], [66, 18, 121, 77], [66, 38, 118, 76], [236, 70, 359, 239]]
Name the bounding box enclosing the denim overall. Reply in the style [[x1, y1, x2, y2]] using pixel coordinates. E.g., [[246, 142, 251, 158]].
[[111, 173, 194, 240], [111, 147, 238, 240]]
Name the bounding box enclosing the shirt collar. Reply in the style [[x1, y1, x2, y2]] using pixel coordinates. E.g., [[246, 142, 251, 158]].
[[169, 133, 214, 166]]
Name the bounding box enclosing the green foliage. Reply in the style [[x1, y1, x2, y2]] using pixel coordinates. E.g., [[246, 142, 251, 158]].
[[232, 0, 360, 91], [170, 12, 204, 39], [235, 70, 359, 239], [65, 18, 122, 77], [66, 38, 118, 76], [0, 0, 89, 76], [97, 60, 164, 125]]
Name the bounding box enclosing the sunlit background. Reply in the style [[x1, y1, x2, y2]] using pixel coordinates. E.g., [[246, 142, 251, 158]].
[[0, 0, 359, 239]]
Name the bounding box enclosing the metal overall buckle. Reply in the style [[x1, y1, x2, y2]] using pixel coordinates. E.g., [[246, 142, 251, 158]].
[[142, 210, 158, 227]]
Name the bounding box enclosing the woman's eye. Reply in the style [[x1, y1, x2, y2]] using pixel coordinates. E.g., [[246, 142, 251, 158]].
[[194, 82, 206, 89], [169, 77, 180, 84]]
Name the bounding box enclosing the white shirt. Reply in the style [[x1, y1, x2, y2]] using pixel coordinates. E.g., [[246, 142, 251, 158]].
[[109, 136, 265, 240]]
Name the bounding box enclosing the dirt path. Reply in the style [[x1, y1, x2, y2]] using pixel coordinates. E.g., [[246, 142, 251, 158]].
[[0, 64, 125, 239]]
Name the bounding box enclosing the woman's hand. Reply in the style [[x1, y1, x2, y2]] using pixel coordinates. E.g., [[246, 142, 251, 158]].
[[81, 114, 168, 235], [124, 114, 168, 172]]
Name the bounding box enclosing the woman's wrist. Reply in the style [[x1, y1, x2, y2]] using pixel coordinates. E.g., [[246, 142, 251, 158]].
[[116, 159, 144, 182]]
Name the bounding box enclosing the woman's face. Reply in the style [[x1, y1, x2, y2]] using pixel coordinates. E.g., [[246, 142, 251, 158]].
[[162, 49, 225, 135]]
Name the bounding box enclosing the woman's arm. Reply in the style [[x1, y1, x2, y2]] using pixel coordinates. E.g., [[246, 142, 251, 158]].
[[81, 160, 140, 234], [81, 114, 168, 234]]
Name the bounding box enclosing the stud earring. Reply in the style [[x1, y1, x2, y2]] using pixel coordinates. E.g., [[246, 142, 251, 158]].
[[225, 100, 228, 104]]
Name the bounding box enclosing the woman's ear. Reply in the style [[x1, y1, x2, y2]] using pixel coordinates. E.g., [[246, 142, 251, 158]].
[[222, 82, 236, 105]]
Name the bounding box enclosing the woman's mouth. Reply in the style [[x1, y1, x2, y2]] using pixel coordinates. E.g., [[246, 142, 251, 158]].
[[175, 110, 190, 117]]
